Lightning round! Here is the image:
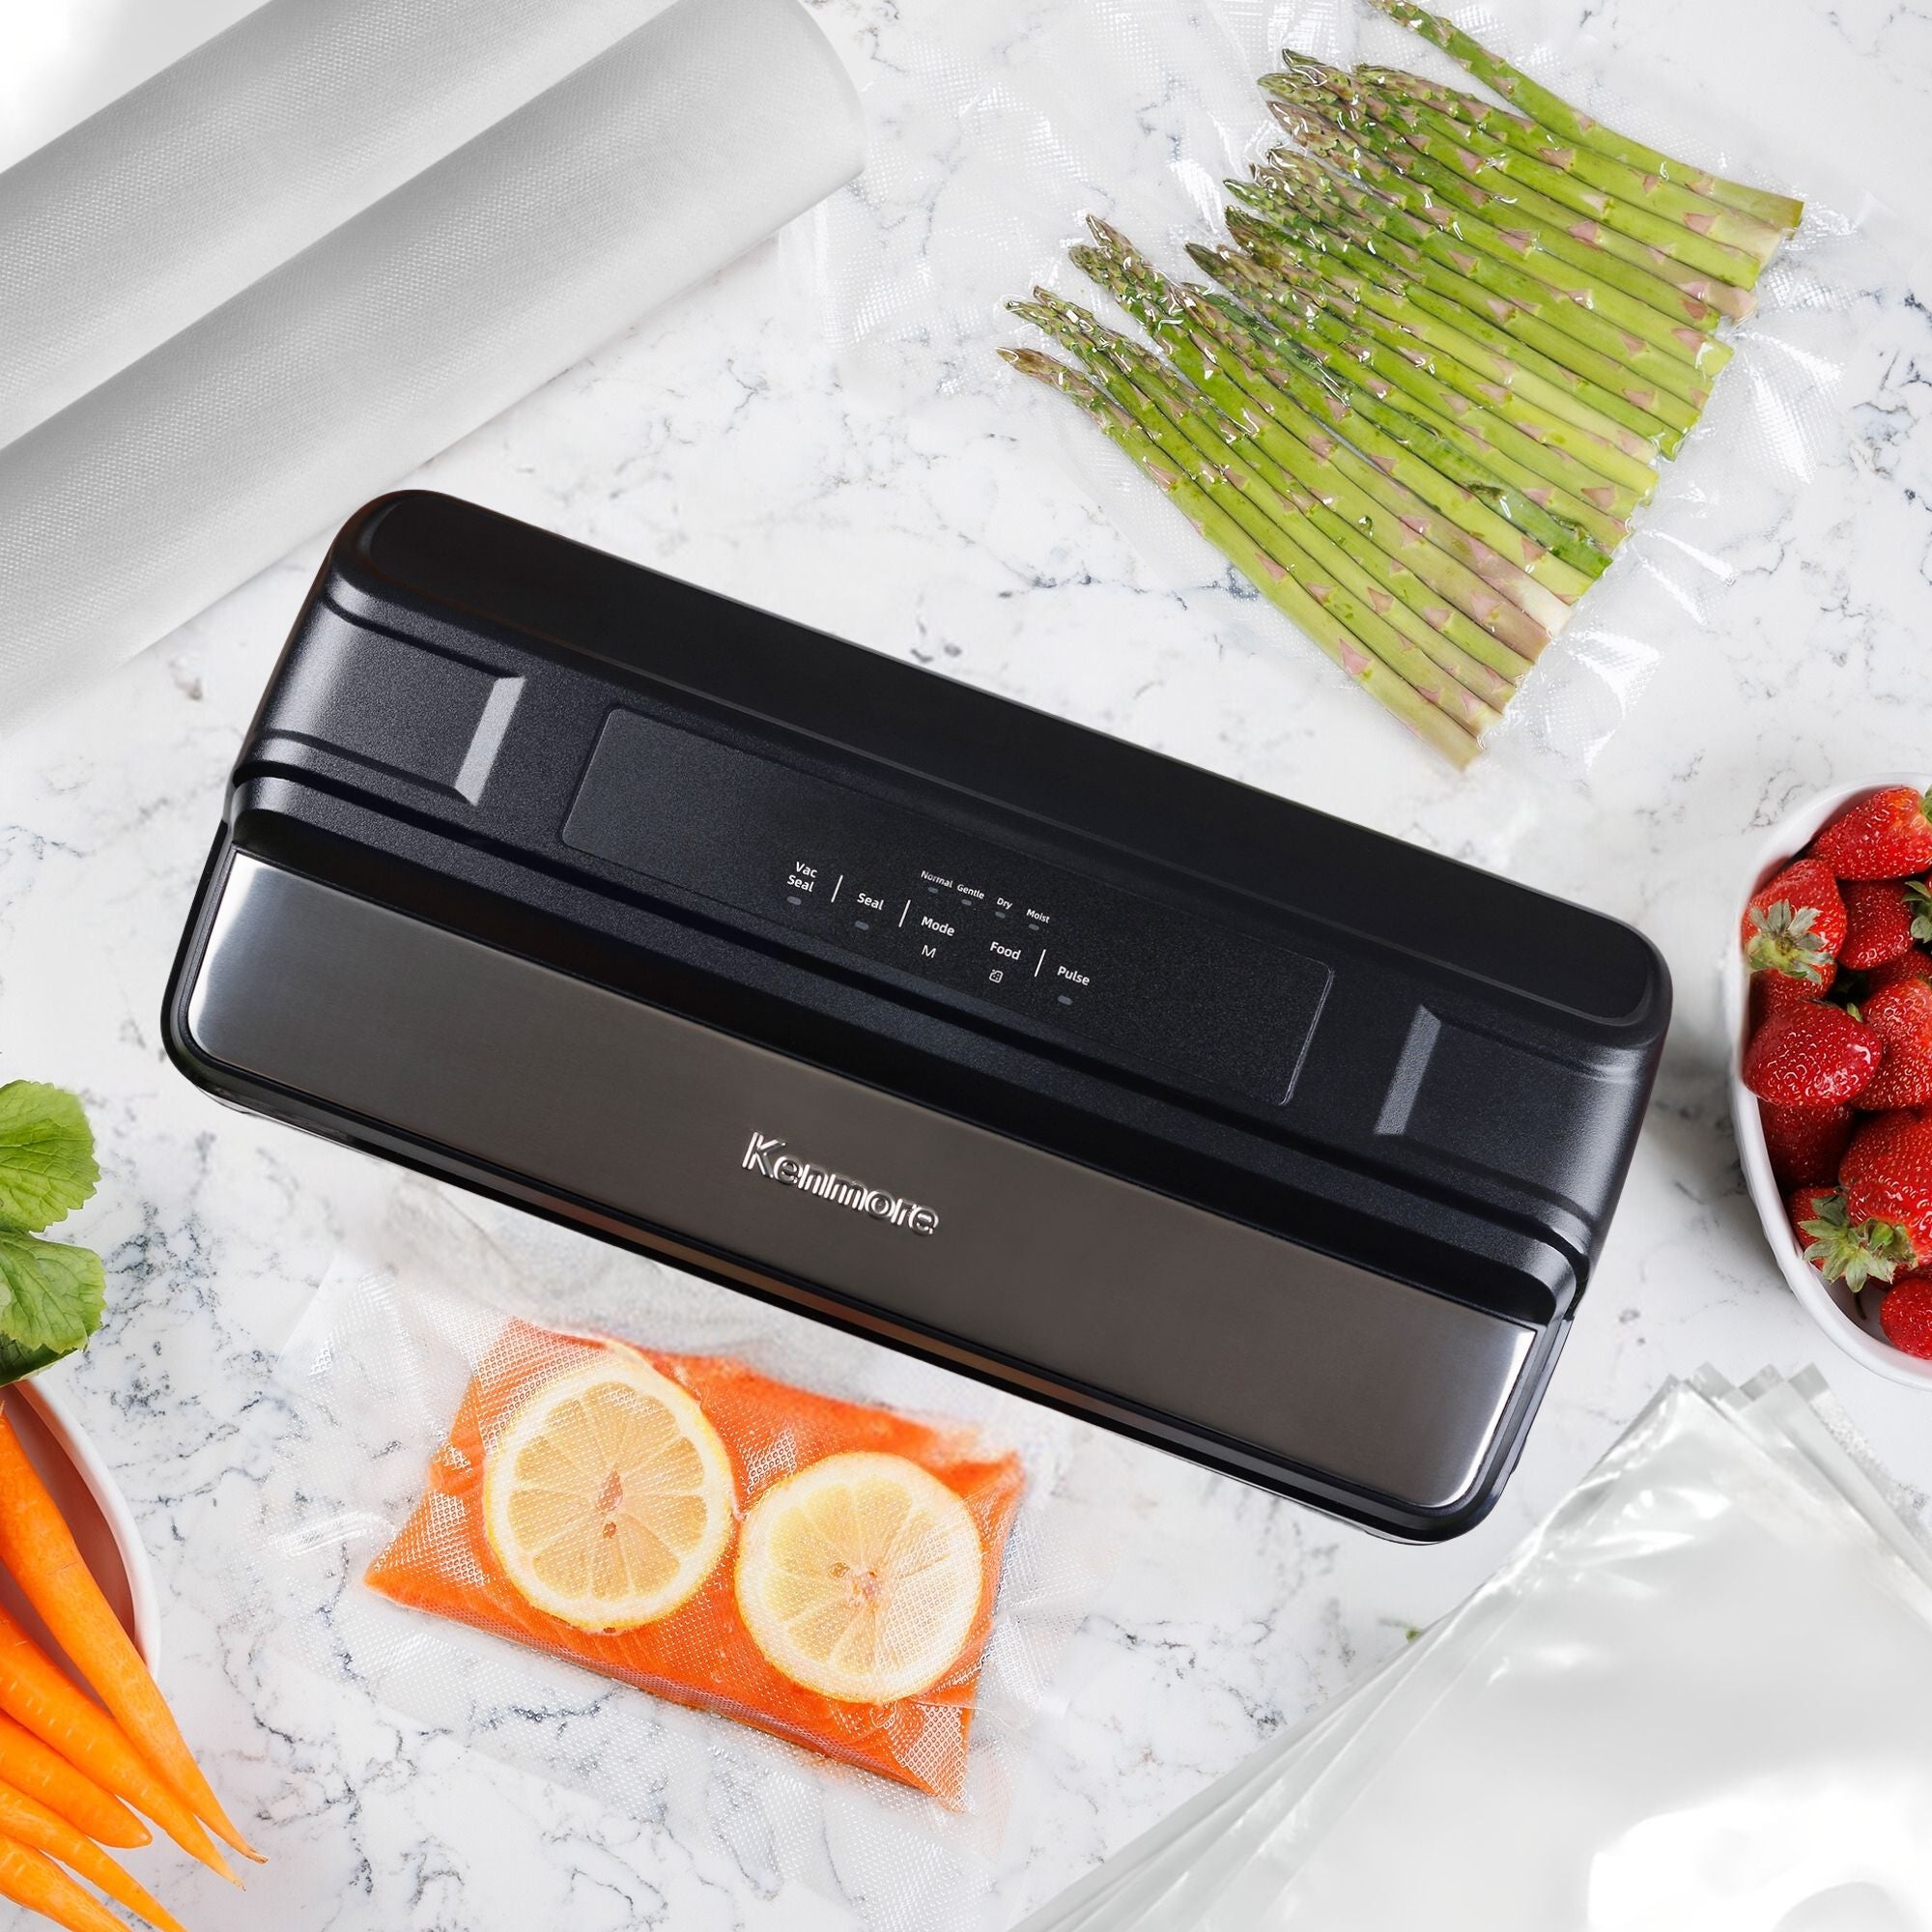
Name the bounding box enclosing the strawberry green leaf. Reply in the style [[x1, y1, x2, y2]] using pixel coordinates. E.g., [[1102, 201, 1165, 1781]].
[[1800, 1202, 1914, 1294], [0, 1082, 99, 1234], [1746, 901, 1829, 983], [1908, 883, 1932, 946], [0, 1231, 105, 1353]]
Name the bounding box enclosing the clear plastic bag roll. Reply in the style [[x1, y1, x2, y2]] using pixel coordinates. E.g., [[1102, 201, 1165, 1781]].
[[0, 0, 690, 450], [0, 0, 864, 731]]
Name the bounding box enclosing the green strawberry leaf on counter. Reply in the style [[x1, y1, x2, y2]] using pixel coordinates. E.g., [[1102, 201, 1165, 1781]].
[[0, 1080, 106, 1384], [0, 1081, 100, 1233]]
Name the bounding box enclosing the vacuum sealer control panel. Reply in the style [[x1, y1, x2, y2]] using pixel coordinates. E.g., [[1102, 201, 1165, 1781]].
[[563, 707, 1334, 1109]]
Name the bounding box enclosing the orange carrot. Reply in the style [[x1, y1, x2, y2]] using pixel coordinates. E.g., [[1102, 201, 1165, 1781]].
[[0, 1404, 261, 1863], [0, 1777, 187, 1932], [0, 1715, 145, 1851], [0, 1603, 236, 1884], [0, 1833, 129, 1932]]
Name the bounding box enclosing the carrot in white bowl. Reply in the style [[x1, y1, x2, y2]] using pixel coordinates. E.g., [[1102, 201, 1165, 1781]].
[[0, 1075, 257, 1924], [0, 1601, 234, 1884], [0, 1405, 260, 1865], [0, 1715, 144, 1851], [0, 1833, 134, 1932], [0, 1778, 185, 1932]]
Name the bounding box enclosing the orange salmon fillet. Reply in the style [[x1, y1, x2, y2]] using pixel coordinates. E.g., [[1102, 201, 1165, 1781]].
[[366, 1319, 1024, 1804]]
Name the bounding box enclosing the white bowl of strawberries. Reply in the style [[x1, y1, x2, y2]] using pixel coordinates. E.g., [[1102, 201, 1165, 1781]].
[[1730, 777, 1932, 1386]]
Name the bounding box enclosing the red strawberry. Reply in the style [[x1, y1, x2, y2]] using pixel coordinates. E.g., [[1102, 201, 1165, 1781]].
[[1867, 946, 1932, 993], [1838, 879, 1932, 969], [1741, 858, 1845, 1001], [1812, 786, 1932, 880], [1879, 1275, 1932, 1358], [1841, 1110, 1932, 1257], [1858, 980, 1932, 1109], [1789, 1185, 1919, 1293], [1741, 1001, 1880, 1105], [1758, 1101, 1855, 1188]]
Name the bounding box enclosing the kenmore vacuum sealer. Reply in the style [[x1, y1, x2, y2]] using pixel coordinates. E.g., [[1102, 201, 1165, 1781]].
[[165, 493, 1669, 1540]]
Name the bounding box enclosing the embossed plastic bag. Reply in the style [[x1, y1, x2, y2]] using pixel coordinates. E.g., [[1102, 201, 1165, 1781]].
[[365, 1315, 1026, 1805], [0, 0, 865, 729], [810, 0, 1910, 769], [257, 1182, 1110, 1930], [1016, 1367, 1932, 1930]]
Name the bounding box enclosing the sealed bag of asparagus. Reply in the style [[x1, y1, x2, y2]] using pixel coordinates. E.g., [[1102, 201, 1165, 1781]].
[[1001, 1, 1804, 767], [810, 0, 1899, 774]]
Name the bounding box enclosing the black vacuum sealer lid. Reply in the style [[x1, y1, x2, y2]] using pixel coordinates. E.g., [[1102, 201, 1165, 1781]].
[[165, 492, 1669, 1540]]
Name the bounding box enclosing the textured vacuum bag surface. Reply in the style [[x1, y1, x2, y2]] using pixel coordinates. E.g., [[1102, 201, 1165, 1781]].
[[1022, 1373, 1932, 1932], [1019, 1646, 1432, 1932], [259, 1180, 1115, 1932], [1234, 1382, 1932, 1929], [0, 0, 864, 731], [0, 0, 685, 447]]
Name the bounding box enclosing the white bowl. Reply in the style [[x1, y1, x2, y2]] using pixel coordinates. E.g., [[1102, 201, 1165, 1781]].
[[1726, 774, 1932, 1390], [0, 1379, 160, 1666]]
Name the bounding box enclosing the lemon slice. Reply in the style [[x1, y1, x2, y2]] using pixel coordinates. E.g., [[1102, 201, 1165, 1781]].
[[483, 1350, 735, 1633], [734, 1451, 984, 1703]]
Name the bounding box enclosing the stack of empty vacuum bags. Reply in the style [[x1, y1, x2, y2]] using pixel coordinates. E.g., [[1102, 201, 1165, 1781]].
[[1023, 1369, 1932, 1931], [0, 0, 865, 729]]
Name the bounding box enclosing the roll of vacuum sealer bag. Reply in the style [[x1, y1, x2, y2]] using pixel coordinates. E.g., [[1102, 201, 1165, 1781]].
[[0, 0, 699, 448], [0, 0, 865, 729]]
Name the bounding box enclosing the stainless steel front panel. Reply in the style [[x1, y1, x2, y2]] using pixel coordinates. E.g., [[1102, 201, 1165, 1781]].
[[185, 855, 1533, 1512]]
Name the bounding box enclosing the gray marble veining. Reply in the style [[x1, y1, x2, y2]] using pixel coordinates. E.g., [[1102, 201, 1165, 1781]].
[[2, 0, 1931, 1925]]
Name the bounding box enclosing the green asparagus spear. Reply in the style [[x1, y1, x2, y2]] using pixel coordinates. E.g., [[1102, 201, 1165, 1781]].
[[1193, 249, 1631, 549], [1358, 66, 1784, 264], [1014, 290, 1529, 697], [1070, 240, 1554, 659], [1080, 223, 1579, 624], [1221, 233, 1658, 504], [1363, 0, 1804, 232], [1225, 207, 1666, 476], [1288, 68, 1767, 290], [1059, 299, 1538, 685], [1062, 325, 1511, 729], [1237, 144, 1711, 418], [1228, 193, 1692, 450], [997, 4, 1802, 760], [1262, 111, 1731, 351], [1002, 348, 1485, 763], [1178, 273, 1600, 592], [1196, 243, 1637, 538], [1269, 95, 1746, 327], [1195, 281, 1611, 577], [1258, 145, 1728, 383]]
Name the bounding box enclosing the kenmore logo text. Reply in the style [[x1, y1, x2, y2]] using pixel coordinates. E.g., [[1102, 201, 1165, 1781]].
[[741, 1133, 939, 1236]]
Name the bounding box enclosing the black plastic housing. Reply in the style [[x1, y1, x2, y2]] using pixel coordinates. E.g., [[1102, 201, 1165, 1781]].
[[164, 493, 1669, 1540]]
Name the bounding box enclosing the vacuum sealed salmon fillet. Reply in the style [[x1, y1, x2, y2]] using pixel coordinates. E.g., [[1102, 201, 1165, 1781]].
[[365, 1317, 1026, 1804]]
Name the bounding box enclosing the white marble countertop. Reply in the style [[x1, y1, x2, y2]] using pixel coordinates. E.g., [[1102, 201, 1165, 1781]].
[[4, 0, 1932, 1925]]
